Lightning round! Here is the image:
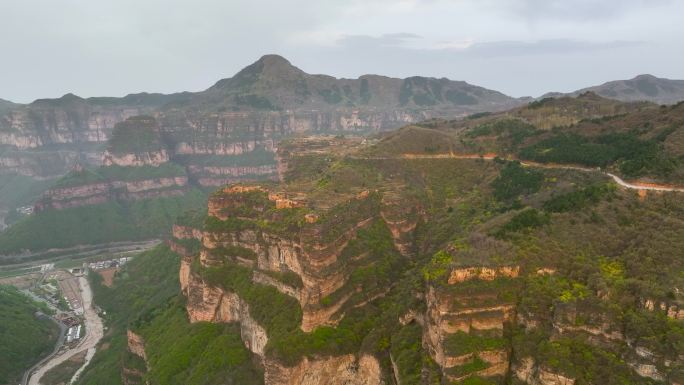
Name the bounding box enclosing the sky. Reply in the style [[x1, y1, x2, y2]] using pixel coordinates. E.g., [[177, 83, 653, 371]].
[[1, 0, 683, 103]]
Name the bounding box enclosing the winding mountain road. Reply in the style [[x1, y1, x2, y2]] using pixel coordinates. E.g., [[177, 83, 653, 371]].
[[356, 153, 684, 193]]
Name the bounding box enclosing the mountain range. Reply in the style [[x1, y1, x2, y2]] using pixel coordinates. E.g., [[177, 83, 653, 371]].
[[2, 55, 684, 385], [543, 74, 684, 105]]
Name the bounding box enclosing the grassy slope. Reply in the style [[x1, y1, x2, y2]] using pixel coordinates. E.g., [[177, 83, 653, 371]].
[[0, 286, 59, 385], [76, 245, 262, 385], [76, 245, 182, 385]]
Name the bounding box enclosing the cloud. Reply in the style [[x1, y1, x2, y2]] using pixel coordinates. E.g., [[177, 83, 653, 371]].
[[334, 34, 644, 57], [0, 0, 682, 102], [335, 33, 423, 48], [486, 0, 674, 22], [464, 39, 647, 57]]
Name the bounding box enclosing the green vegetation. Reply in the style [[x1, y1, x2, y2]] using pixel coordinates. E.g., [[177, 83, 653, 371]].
[[467, 119, 540, 147], [0, 285, 59, 385], [446, 89, 477, 105], [78, 245, 258, 385], [390, 323, 424, 384], [467, 112, 493, 120], [53, 168, 105, 188], [514, 333, 660, 385], [399, 77, 445, 107], [519, 132, 679, 178], [319, 86, 343, 104], [422, 250, 453, 283], [197, 216, 411, 367], [447, 356, 489, 378], [257, 269, 302, 288], [459, 376, 498, 385], [0, 189, 207, 256], [53, 163, 186, 188], [233, 94, 278, 110], [316, 193, 381, 243], [60, 111, 684, 384], [543, 184, 615, 213], [495, 208, 549, 238], [174, 147, 275, 168], [175, 208, 207, 228], [490, 161, 544, 202], [89, 245, 182, 329], [107, 116, 163, 155], [359, 78, 371, 104], [443, 331, 507, 356], [204, 216, 256, 234], [97, 163, 186, 181], [140, 301, 263, 385]]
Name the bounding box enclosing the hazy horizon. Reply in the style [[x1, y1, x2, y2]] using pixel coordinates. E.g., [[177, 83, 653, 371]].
[[2, 0, 684, 103]]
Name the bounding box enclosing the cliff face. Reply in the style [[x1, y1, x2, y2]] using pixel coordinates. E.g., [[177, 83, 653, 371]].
[[425, 267, 518, 383], [184, 271, 269, 356], [264, 354, 383, 385], [35, 175, 188, 211], [0, 96, 142, 149], [102, 149, 170, 167], [170, 180, 413, 385], [198, 185, 385, 330]]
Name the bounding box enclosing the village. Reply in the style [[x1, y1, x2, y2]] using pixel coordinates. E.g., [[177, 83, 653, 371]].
[[0, 252, 136, 385]]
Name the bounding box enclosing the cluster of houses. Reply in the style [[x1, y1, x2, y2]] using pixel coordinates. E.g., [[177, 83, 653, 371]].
[[66, 324, 82, 343], [88, 256, 131, 270], [16, 206, 34, 216], [56, 310, 83, 344]]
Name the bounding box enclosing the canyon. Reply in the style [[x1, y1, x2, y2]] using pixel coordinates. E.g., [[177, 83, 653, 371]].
[[8, 87, 681, 385], [114, 119, 684, 384]]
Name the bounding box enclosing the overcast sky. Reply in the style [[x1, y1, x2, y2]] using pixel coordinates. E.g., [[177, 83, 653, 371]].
[[2, 0, 683, 103]]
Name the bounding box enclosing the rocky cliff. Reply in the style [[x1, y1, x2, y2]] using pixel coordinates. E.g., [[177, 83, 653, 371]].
[[34, 168, 188, 211], [158, 125, 684, 385]]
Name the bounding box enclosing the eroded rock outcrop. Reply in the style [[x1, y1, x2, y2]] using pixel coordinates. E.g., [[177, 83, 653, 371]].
[[176, 181, 420, 384], [425, 265, 519, 383], [127, 329, 148, 362], [185, 271, 268, 356], [34, 175, 188, 211], [264, 354, 384, 385]]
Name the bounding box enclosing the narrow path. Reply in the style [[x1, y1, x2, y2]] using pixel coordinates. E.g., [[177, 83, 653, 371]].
[[353, 153, 684, 193], [26, 276, 104, 385]]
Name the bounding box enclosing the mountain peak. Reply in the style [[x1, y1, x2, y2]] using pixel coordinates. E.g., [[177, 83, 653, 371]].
[[632, 74, 659, 81], [239, 54, 304, 79], [59, 93, 85, 101], [31, 92, 86, 106], [254, 54, 293, 67], [210, 54, 306, 92]]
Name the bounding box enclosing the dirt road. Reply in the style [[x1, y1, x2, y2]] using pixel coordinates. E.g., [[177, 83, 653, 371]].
[[27, 276, 104, 385], [356, 153, 684, 193]]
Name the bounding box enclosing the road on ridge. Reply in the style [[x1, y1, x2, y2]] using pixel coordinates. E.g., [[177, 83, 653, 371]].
[[353, 153, 684, 193]]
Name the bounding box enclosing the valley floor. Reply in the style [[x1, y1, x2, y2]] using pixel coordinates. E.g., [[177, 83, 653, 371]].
[[26, 276, 103, 385]]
